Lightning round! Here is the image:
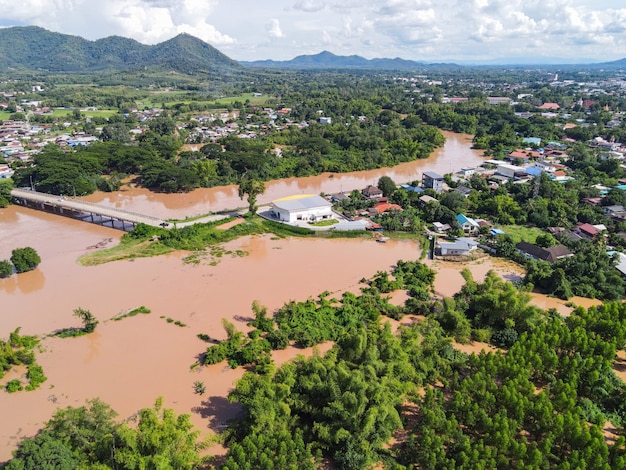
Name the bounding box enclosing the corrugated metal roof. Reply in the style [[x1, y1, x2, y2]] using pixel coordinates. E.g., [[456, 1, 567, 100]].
[[272, 195, 332, 211]]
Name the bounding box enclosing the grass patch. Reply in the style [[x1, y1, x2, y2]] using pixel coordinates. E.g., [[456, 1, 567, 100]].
[[309, 219, 339, 227], [78, 239, 175, 266], [0, 111, 11, 121], [76, 215, 390, 266], [499, 224, 546, 244], [112, 306, 151, 321], [51, 328, 88, 338]]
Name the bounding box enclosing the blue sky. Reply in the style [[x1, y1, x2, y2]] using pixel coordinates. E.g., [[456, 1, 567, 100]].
[[0, 0, 624, 64]]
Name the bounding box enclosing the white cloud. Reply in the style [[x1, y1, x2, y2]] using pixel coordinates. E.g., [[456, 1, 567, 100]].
[[0, 0, 625, 62], [293, 0, 325, 13], [266, 18, 284, 38]]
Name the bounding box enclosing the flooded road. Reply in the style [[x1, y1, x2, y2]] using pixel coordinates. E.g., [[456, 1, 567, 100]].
[[82, 131, 485, 219]]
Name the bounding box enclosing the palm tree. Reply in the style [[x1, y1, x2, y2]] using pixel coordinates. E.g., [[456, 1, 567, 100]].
[[73, 308, 98, 333]]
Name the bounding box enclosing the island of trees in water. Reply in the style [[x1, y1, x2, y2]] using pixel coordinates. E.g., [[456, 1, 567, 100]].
[[5, 260, 626, 469]]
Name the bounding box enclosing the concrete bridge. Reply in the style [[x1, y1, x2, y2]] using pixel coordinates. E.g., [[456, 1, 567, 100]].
[[11, 188, 170, 231]]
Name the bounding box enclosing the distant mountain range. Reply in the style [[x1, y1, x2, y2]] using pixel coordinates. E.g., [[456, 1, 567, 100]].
[[0, 26, 625, 74], [241, 50, 459, 70], [0, 26, 241, 73]]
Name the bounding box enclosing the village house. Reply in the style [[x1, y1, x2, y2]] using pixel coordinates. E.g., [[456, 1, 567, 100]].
[[436, 237, 479, 256], [362, 185, 383, 199], [422, 171, 444, 193], [418, 195, 438, 206], [603, 205, 626, 220], [515, 242, 573, 263], [456, 213, 480, 235], [576, 223, 602, 239], [368, 202, 403, 216]]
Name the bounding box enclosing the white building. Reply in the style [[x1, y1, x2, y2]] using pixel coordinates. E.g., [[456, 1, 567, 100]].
[[437, 238, 479, 256], [270, 194, 333, 223]]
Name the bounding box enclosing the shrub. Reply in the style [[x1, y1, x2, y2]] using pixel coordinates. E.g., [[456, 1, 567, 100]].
[[0, 260, 13, 278], [10, 247, 41, 273], [5, 379, 23, 393]]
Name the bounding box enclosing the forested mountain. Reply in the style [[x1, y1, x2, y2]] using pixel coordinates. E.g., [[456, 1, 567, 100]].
[[0, 26, 241, 73], [242, 50, 458, 70]]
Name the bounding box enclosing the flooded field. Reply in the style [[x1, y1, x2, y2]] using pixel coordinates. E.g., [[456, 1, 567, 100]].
[[0, 131, 609, 461], [0, 208, 423, 459]]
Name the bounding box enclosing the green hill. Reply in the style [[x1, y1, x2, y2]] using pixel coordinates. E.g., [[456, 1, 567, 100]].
[[0, 26, 241, 74]]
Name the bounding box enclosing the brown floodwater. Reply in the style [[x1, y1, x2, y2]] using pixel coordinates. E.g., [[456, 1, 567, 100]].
[[0, 132, 603, 461], [0, 209, 424, 460], [81, 131, 485, 219]]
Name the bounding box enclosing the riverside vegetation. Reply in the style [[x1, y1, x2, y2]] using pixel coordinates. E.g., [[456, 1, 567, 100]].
[[7, 260, 626, 468], [0, 328, 47, 394]]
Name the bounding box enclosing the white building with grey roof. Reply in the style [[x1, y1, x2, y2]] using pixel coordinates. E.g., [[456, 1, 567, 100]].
[[270, 194, 333, 223]]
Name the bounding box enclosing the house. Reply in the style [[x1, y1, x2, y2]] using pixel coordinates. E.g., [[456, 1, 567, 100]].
[[576, 223, 601, 239], [437, 237, 479, 256], [362, 185, 383, 199], [522, 137, 541, 146], [538, 102, 560, 110], [319, 117, 332, 125], [270, 194, 333, 223], [432, 222, 451, 233], [496, 163, 524, 179], [400, 184, 424, 193], [608, 251, 626, 277], [454, 186, 473, 198], [418, 195, 438, 205], [370, 202, 403, 215], [515, 242, 573, 263], [488, 97, 512, 105], [456, 214, 480, 235], [604, 205, 626, 220], [458, 167, 476, 177], [422, 171, 444, 193]]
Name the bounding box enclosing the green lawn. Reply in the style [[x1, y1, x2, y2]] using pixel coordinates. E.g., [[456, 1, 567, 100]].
[[51, 108, 119, 118], [0, 111, 11, 121], [499, 224, 547, 244], [141, 92, 272, 109]]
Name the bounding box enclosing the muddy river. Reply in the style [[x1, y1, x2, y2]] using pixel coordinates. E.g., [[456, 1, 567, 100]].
[[81, 131, 485, 219], [0, 131, 600, 461]]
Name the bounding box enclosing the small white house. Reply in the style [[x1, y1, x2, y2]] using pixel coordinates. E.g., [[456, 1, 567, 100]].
[[437, 238, 479, 256], [270, 194, 333, 223]]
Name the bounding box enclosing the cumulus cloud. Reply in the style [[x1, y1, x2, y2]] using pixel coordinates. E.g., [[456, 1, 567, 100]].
[[293, 0, 325, 13], [0, 0, 625, 62], [266, 18, 284, 38]]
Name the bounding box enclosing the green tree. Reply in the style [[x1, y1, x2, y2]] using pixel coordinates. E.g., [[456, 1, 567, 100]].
[[4, 432, 78, 470], [238, 178, 265, 216], [10, 247, 41, 273], [0, 259, 13, 278], [0, 178, 13, 207], [377, 175, 396, 198], [113, 397, 204, 469]]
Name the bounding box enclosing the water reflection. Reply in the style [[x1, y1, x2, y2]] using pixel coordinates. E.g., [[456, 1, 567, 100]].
[[16, 268, 45, 294]]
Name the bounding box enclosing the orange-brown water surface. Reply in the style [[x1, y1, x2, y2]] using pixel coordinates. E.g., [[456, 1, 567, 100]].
[[2, 131, 601, 461], [81, 131, 485, 219], [0, 205, 423, 459]]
